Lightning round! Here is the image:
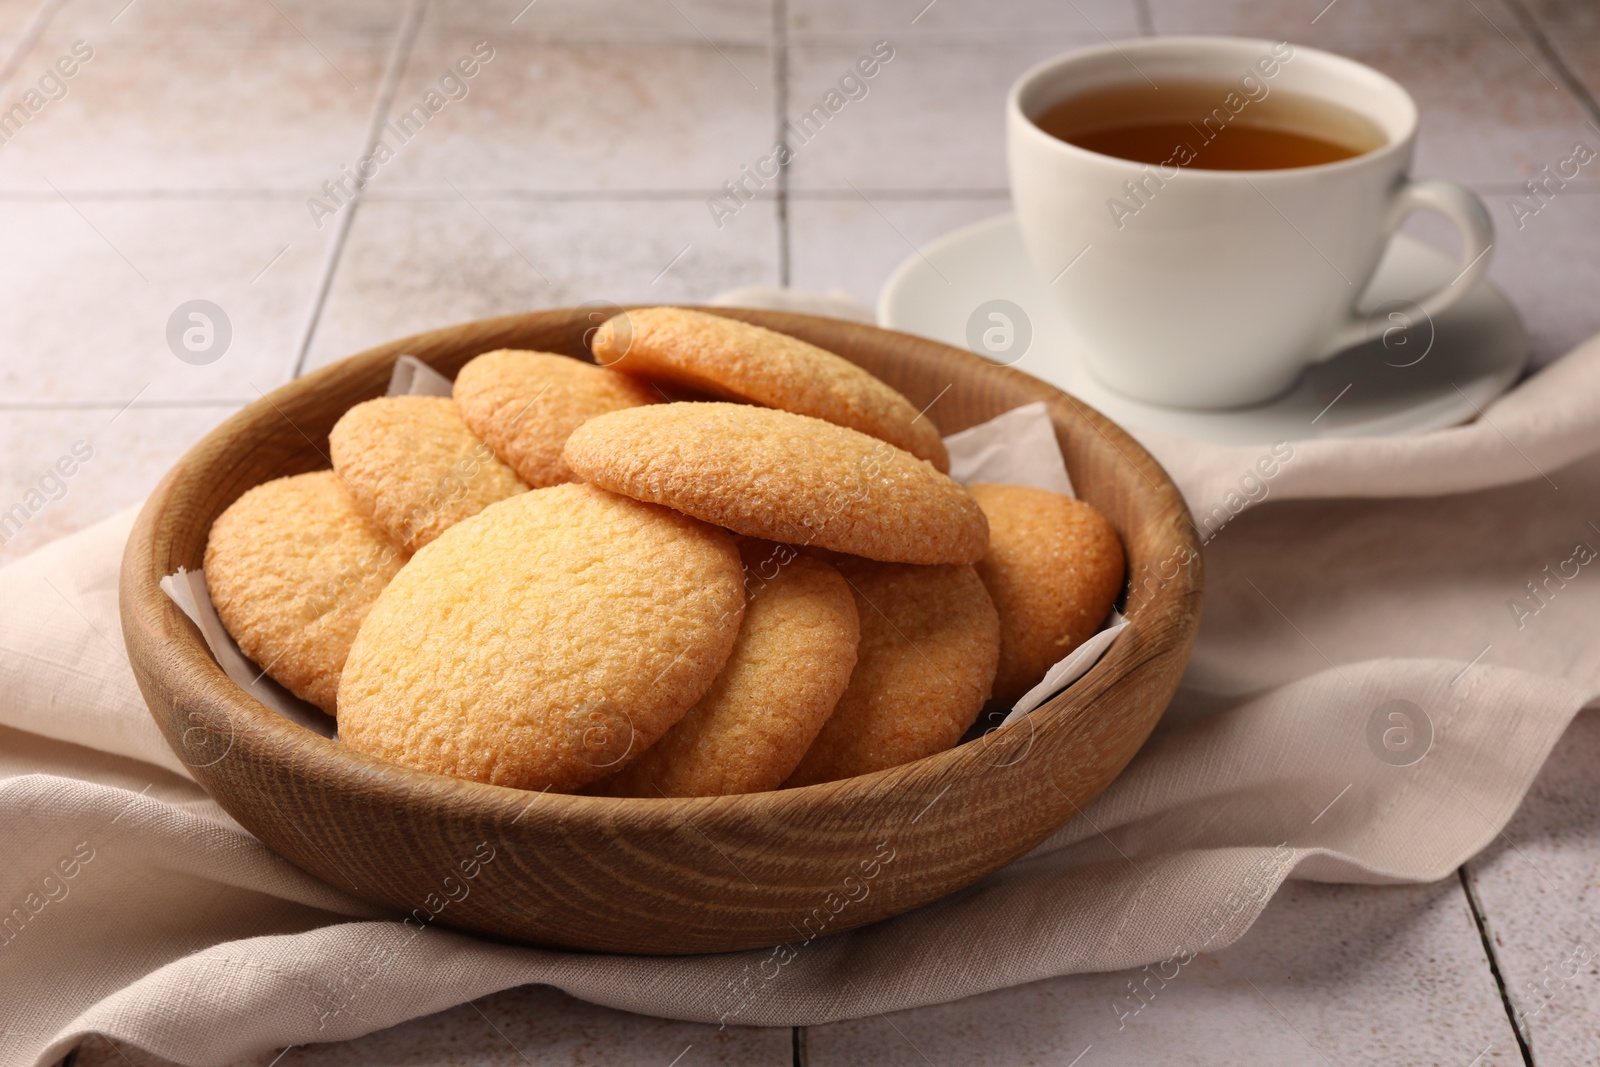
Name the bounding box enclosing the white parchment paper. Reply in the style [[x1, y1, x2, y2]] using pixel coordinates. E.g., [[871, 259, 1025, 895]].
[[159, 567, 335, 736], [943, 400, 1075, 497]]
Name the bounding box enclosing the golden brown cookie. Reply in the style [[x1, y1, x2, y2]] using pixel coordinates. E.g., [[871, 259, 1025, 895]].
[[329, 395, 526, 555], [591, 307, 950, 472], [968, 483, 1125, 703], [785, 558, 999, 786], [453, 349, 658, 487], [337, 483, 745, 793], [593, 541, 860, 797], [204, 471, 405, 715], [563, 402, 988, 565]]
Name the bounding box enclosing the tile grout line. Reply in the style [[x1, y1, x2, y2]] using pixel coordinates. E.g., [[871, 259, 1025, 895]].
[[787, 187, 1011, 200], [0, 0, 64, 95], [0, 398, 249, 410], [1457, 865, 1536, 1066], [289, 0, 428, 381], [2, 182, 1598, 203], [774, 0, 790, 288], [1500, 0, 1600, 129]]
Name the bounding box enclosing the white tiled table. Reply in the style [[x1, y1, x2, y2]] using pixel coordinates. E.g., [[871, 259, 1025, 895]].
[[7, 0, 1596, 1064]]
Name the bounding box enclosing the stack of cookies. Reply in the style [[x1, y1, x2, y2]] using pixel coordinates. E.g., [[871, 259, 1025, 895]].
[[204, 309, 1124, 797]]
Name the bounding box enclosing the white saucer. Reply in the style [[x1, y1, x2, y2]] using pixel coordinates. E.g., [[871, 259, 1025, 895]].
[[878, 213, 1527, 445]]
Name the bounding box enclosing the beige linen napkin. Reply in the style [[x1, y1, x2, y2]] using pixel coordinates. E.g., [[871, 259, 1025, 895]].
[[4, 320, 1600, 1067]]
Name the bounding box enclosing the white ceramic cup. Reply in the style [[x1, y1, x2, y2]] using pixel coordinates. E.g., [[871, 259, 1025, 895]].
[[1007, 36, 1493, 409]]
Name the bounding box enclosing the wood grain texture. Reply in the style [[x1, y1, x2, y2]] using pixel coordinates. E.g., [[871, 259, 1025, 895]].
[[118, 307, 1203, 955]]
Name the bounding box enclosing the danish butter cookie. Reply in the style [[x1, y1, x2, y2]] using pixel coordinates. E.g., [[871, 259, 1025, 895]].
[[968, 483, 1125, 703], [594, 541, 860, 797], [785, 558, 999, 785], [204, 470, 405, 715], [591, 307, 950, 471], [329, 395, 526, 554], [453, 348, 658, 487], [562, 402, 987, 565], [336, 483, 745, 793]]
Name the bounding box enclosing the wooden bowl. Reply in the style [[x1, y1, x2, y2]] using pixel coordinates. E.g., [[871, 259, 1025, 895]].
[[119, 307, 1202, 955]]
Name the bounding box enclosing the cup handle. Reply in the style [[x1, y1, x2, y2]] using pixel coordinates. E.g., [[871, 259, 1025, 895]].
[[1318, 178, 1494, 358]]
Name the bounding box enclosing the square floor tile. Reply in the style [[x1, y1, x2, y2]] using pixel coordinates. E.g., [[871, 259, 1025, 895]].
[[0, 402, 237, 564], [0, 196, 335, 402], [1538, 34, 1600, 120], [788, 194, 1008, 309], [804, 878, 1521, 1066], [369, 34, 775, 193], [426, 0, 772, 44], [787, 0, 1139, 42], [303, 195, 778, 370], [1401, 184, 1600, 369], [1146, 0, 1521, 37], [47, 0, 402, 39], [785, 38, 1093, 192], [0, 9, 394, 192], [1477, 188, 1600, 367], [1323, 30, 1594, 186], [1506, 0, 1600, 34], [1466, 710, 1600, 1067]]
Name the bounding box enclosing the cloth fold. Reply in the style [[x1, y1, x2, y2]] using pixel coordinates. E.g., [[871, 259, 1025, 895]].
[[5, 298, 1600, 1067]]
